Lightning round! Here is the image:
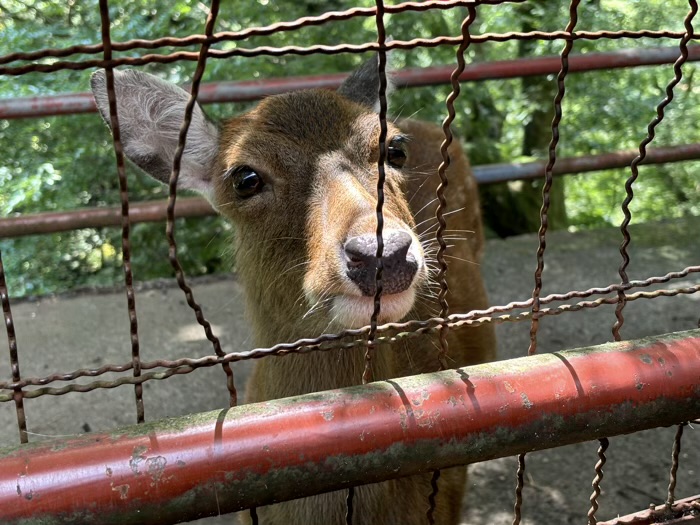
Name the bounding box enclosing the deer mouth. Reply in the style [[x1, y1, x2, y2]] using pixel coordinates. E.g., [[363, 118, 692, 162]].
[[330, 288, 417, 329], [322, 228, 425, 329], [302, 227, 426, 329]]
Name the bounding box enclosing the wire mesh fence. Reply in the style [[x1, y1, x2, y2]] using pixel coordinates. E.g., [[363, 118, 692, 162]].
[[1, 1, 699, 524]]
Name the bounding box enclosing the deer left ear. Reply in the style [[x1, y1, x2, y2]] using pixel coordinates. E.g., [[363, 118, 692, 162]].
[[90, 69, 219, 200], [338, 53, 396, 113]]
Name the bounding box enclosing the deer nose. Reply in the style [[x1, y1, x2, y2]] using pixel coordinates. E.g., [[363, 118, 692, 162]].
[[344, 230, 418, 296]]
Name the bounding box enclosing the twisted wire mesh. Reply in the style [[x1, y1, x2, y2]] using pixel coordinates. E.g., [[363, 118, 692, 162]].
[[1, 274, 699, 399], [612, 0, 699, 342], [426, 5, 480, 517], [665, 423, 686, 507], [361, 0, 389, 386], [161, 0, 238, 408], [588, 437, 610, 525], [1, 1, 699, 523], [0, 250, 27, 444], [97, 0, 145, 424], [514, 2, 581, 521]]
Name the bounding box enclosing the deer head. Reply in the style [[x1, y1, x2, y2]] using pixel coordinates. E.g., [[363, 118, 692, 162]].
[[91, 59, 428, 333]]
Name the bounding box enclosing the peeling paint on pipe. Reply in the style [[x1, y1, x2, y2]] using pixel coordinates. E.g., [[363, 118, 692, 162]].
[[0, 330, 699, 524]]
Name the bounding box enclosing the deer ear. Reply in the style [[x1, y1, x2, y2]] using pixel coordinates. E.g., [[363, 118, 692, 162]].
[[338, 53, 396, 112], [90, 69, 219, 198]]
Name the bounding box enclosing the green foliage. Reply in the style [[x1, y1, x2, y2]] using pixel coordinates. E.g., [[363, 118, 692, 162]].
[[1, 1, 699, 297]]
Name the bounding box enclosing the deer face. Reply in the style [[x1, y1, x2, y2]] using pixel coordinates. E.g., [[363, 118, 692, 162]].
[[91, 59, 427, 330]]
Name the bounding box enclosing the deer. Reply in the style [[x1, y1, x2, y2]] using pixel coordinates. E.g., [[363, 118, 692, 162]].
[[91, 56, 496, 525]]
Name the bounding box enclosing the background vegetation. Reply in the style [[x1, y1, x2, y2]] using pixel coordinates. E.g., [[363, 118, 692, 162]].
[[1, 0, 699, 297]]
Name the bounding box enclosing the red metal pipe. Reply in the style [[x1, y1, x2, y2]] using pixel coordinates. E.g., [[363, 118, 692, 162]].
[[2, 143, 699, 238], [0, 197, 215, 238], [1, 45, 698, 119], [476, 142, 700, 184], [0, 330, 698, 524]]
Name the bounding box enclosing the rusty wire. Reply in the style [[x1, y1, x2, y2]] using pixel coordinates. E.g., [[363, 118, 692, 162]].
[[588, 437, 610, 525], [426, 469, 442, 525], [162, 0, 238, 408], [3, 31, 699, 77], [0, 0, 517, 68], [613, 0, 698, 342], [511, 452, 526, 525], [3, 282, 699, 402], [426, 5, 480, 517], [0, 251, 27, 444], [666, 423, 687, 507], [515, 2, 581, 520], [356, 0, 390, 515], [346, 486, 355, 525], [362, 0, 389, 386], [2, 2, 700, 522], [528, 0, 580, 355], [602, 4, 696, 518], [433, 4, 478, 371], [97, 0, 145, 425], [598, 495, 700, 525], [1, 276, 699, 400]]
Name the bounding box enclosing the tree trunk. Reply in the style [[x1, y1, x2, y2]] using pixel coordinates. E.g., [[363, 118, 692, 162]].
[[478, 1, 567, 237]]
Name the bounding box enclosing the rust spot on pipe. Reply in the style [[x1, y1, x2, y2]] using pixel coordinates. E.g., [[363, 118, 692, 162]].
[[112, 484, 129, 500], [147, 456, 168, 484]]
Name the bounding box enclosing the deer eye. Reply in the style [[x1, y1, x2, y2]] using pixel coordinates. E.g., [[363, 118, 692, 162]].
[[387, 136, 407, 168], [227, 166, 264, 198]]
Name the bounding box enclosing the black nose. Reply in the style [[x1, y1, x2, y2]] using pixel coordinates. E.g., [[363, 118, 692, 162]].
[[344, 230, 418, 296]]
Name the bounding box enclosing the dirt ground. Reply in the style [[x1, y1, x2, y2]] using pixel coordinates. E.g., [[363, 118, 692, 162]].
[[1, 218, 699, 524]]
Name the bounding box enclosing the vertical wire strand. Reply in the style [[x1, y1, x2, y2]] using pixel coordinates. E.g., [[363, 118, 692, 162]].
[[511, 453, 526, 525], [434, 5, 477, 370], [527, 0, 580, 355], [98, 0, 144, 424], [0, 250, 27, 443], [607, 5, 695, 519], [362, 0, 388, 386], [427, 7, 478, 520], [426, 469, 441, 525], [516, 4, 580, 522], [249, 506, 259, 525], [666, 423, 686, 507], [356, 1, 390, 515], [587, 437, 609, 525], [613, 0, 697, 341], [346, 485, 355, 525], [164, 0, 237, 407]]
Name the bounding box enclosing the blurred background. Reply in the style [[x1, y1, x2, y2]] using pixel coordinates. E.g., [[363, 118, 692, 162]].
[[1, 0, 699, 297]]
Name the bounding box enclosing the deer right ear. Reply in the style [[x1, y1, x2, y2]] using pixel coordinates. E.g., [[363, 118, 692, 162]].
[[90, 69, 219, 199], [338, 54, 396, 113]]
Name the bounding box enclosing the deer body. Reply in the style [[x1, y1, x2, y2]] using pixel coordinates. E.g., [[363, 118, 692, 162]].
[[92, 59, 495, 525]]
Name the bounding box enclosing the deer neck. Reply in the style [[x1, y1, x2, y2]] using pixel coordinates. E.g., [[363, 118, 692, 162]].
[[237, 248, 393, 401]]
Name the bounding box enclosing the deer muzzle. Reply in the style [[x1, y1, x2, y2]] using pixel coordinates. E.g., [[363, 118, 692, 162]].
[[344, 229, 418, 296]]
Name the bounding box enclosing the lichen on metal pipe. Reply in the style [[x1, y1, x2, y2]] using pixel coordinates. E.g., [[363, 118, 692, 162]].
[[0, 329, 699, 525]]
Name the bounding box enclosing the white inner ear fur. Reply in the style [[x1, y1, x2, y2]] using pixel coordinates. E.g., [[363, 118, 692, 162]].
[[91, 69, 219, 200]]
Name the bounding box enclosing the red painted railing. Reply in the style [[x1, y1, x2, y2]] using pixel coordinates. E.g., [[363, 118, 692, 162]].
[[1, 329, 698, 525]]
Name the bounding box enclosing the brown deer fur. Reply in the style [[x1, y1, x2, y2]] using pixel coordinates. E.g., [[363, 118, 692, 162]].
[[91, 58, 496, 525]]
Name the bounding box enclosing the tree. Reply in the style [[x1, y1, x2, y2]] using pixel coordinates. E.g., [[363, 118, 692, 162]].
[[1, 0, 698, 297]]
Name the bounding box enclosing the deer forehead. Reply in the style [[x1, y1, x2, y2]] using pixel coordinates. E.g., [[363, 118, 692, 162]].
[[218, 90, 398, 176]]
